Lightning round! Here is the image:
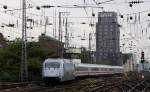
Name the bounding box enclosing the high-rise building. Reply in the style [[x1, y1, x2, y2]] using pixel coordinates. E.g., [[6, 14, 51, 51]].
[[96, 12, 121, 65]]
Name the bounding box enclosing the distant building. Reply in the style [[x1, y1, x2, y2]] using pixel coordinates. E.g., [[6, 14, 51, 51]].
[[64, 47, 81, 64], [65, 47, 81, 54], [96, 12, 121, 65]]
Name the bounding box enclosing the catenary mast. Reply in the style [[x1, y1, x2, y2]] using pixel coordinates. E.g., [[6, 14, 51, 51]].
[[21, 0, 28, 82]]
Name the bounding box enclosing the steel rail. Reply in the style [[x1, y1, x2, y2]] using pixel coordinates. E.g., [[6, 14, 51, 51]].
[[128, 80, 146, 92]]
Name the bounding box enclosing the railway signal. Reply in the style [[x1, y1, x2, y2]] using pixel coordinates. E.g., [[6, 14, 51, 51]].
[[141, 51, 145, 64]]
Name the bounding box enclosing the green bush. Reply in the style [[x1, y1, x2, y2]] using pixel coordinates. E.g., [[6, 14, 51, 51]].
[[0, 71, 19, 82]]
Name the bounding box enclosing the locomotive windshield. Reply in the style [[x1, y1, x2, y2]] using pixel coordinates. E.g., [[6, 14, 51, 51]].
[[45, 62, 60, 68]]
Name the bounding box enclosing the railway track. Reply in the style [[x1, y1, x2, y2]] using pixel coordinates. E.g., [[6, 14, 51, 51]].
[[0, 78, 120, 92], [0, 81, 43, 90], [0, 77, 150, 92], [120, 79, 150, 92], [143, 83, 150, 92]]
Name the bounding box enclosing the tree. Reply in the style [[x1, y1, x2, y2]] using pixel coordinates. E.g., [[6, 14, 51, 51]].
[[0, 40, 54, 82], [80, 48, 91, 64]]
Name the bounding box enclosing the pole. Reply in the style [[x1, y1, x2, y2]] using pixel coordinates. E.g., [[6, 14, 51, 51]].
[[44, 16, 49, 35], [65, 18, 69, 48], [89, 33, 92, 63], [58, 12, 69, 57], [21, 0, 28, 82], [89, 33, 92, 51], [54, 9, 57, 39], [58, 12, 62, 57], [44, 17, 47, 35]]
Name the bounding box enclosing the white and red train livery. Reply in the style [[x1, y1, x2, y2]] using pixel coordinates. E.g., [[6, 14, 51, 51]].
[[42, 58, 123, 83]]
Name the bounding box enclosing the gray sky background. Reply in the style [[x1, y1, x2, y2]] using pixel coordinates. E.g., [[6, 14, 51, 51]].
[[0, 0, 150, 62]]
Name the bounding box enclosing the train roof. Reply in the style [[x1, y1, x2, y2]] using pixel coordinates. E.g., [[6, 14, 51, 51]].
[[75, 63, 123, 69], [44, 58, 72, 63], [44, 58, 123, 69]]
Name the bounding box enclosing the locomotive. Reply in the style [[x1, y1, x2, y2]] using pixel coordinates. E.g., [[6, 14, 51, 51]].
[[42, 58, 123, 84]]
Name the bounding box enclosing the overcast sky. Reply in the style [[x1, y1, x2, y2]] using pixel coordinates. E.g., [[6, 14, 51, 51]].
[[0, 0, 150, 61]]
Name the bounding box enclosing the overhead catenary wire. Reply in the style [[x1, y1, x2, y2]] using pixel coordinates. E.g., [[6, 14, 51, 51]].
[[0, 0, 149, 45], [0, 0, 149, 35], [1, 1, 150, 19]]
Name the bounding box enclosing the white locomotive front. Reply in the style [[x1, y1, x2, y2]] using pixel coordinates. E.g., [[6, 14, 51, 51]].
[[42, 59, 75, 84]]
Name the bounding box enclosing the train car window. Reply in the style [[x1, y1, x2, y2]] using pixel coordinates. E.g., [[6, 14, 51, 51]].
[[91, 67, 99, 71], [109, 68, 113, 71], [99, 68, 101, 71], [103, 68, 106, 71], [45, 62, 60, 68], [76, 67, 88, 71], [101, 68, 107, 71], [101, 68, 104, 71]]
